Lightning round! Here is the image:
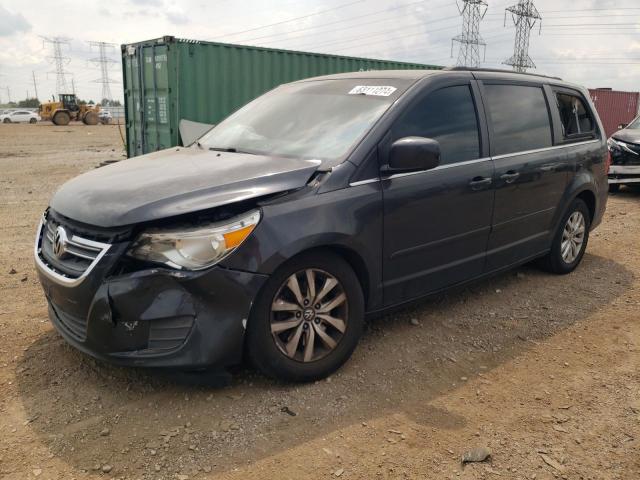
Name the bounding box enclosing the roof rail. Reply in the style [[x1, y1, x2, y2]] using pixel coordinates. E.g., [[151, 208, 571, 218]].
[[443, 66, 562, 81]]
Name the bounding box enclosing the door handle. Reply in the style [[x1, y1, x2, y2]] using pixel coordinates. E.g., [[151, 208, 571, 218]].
[[540, 162, 567, 172], [469, 176, 492, 190], [500, 171, 520, 183]]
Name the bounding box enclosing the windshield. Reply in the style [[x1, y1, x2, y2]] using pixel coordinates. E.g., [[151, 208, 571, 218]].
[[199, 79, 410, 165]]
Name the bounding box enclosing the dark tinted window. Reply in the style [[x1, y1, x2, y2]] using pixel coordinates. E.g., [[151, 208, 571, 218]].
[[556, 92, 594, 137], [393, 85, 480, 165], [485, 84, 552, 156]]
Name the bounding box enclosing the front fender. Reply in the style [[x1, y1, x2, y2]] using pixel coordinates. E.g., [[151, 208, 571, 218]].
[[221, 184, 384, 310]]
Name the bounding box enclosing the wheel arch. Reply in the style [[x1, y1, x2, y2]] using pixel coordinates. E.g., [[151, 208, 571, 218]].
[[264, 245, 372, 311], [553, 173, 600, 235], [316, 244, 371, 310], [575, 189, 596, 223]]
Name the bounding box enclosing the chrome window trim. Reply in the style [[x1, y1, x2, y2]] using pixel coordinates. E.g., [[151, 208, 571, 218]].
[[34, 219, 111, 287], [492, 139, 600, 160], [349, 178, 379, 187], [351, 139, 601, 185], [382, 157, 492, 181]]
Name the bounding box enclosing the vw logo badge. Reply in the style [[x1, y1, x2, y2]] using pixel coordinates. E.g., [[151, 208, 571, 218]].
[[52, 226, 68, 259]]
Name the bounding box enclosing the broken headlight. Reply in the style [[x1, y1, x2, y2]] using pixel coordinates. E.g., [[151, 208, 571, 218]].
[[608, 137, 636, 155], [127, 209, 260, 270]]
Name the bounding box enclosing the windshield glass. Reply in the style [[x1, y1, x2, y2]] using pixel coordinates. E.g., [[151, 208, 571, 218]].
[[199, 79, 410, 164], [627, 116, 640, 129]]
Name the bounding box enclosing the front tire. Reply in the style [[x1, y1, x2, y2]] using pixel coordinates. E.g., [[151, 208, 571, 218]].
[[538, 199, 591, 274], [29, 117, 37, 124], [609, 183, 620, 193], [246, 251, 364, 382]]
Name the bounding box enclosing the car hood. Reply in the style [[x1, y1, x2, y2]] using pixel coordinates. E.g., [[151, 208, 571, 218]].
[[50, 147, 321, 228], [611, 129, 640, 144]]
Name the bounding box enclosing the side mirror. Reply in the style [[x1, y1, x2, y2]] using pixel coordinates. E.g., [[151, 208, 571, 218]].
[[618, 123, 628, 130], [387, 136, 441, 172]]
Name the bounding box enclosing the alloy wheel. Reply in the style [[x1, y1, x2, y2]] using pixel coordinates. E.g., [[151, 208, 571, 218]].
[[561, 211, 586, 264], [270, 268, 348, 363]]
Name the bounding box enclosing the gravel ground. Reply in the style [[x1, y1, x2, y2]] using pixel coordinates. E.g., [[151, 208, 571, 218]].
[[0, 123, 638, 479]]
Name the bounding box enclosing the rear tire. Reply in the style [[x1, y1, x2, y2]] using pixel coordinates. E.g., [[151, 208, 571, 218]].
[[246, 251, 364, 382], [609, 183, 620, 193], [538, 199, 591, 274], [52, 111, 70, 126], [29, 117, 37, 124], [3, 118, 10, 123]]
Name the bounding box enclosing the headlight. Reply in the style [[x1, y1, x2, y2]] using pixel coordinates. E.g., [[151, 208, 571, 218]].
[[607, 138, 621, 151], [127, 209, 260, 270], [608, 137, 637, 155]]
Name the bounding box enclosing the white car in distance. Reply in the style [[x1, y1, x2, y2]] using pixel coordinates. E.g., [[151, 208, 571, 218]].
[[1, 110, 41, 124]]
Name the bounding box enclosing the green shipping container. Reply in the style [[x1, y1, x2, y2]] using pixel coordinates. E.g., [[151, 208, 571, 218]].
[[121, 36, 442, 157]]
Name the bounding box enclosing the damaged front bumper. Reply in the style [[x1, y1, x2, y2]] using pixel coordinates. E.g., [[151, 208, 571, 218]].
[[36, 238, 268, 369]]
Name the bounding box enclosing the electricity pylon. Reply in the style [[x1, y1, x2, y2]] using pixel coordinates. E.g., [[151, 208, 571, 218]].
[[89, 41, 118, 102], [42, 36, 72, 94], [452, 0, 488, 68], [503, 0, 542, 72]]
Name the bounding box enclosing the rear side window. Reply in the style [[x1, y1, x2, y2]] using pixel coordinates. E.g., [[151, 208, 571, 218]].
[[484, 84, 552, 156], [393, 85, 480, 165], [556, 92, 595, 138]]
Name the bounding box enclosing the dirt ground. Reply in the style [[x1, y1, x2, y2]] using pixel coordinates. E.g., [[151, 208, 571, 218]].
[[0, 123, 638, 480]]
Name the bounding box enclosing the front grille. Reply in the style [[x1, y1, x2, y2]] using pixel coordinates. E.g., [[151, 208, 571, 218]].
[[35, 211, 111, 285]]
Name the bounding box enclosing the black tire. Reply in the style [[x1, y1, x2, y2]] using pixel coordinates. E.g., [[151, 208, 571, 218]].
[[246, 251, 364, 382], [538, 198, 591, 274], [83, 111, 99, 125], [29, 117, 37, 124], [3, 118, 10, 123], [52, 111, 70, 126], [609, 183, 620, 193]]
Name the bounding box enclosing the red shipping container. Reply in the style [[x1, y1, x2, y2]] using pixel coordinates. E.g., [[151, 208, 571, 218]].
[[588, 88, 640, 138]]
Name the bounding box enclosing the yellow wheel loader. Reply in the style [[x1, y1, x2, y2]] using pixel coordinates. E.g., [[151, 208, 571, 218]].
[[39, 94, 100, 126]]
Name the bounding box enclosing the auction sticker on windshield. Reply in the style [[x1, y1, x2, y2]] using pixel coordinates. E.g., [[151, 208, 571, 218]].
[[348, 85, 397, 97]]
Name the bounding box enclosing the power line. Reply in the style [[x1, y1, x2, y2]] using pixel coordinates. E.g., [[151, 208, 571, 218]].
[[503, 0, 541, 72], [327, 21, 472, 56], [208, 0, 367, 41], [541, 23, 640, 27], [538, 7, 640, 13], [238, 0, 438, 45], [294, 14, 460, 52], [89, 41, 118, 102], [42, 36, 72, 95], [452, 0, 488, 68], [486, 13, 640, 18]]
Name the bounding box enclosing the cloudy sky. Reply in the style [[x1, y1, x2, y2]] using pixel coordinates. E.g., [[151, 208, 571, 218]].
[[0, 0, 638, 103]]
